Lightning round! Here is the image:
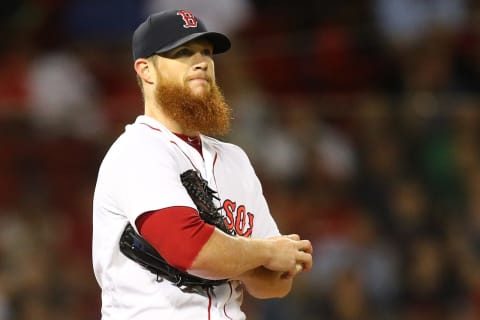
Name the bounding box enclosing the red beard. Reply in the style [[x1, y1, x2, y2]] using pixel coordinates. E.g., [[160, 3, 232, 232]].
[[154, 81, 232, 137]]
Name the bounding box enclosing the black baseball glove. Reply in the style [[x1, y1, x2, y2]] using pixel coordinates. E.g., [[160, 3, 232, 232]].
[[119, 169, 234, 292]]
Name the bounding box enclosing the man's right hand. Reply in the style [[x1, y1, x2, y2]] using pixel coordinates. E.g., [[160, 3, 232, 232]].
[[263, 234, 313, 274]]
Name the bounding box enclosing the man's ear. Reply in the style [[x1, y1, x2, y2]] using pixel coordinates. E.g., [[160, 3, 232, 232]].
[[134, 58, 155, 85]]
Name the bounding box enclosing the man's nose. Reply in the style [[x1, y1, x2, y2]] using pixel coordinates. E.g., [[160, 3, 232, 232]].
[[192, 53, 209, 70]]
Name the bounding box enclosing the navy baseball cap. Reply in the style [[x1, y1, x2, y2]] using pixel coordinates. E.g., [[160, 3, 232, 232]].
[[132, 9, 231, 60]]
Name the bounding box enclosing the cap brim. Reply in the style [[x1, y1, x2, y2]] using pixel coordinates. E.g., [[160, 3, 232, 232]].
[[154, 32, 231, 55]]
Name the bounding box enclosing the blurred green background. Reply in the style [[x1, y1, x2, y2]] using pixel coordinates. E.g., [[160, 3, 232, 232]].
[[1, 1, 480, 319]]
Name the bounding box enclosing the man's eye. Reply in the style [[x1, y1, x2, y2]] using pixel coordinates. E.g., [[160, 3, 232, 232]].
[[172, 48, 192, 58], [203, 49, 213, 57]]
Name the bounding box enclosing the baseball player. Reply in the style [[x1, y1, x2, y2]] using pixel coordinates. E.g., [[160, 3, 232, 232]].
[[92, 9, 313, 320]]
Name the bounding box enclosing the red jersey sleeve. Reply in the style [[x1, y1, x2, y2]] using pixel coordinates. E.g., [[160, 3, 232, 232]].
[[135, 206, 215, 271]]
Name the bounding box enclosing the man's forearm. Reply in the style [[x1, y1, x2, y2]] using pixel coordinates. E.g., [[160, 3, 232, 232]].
[[237, 266, 294, 299], [187, 229, 312, 280], [187, 229, 273, 279]]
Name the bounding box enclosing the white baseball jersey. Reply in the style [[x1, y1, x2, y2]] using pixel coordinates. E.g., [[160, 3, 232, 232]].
[[92, 115, 280, 320]]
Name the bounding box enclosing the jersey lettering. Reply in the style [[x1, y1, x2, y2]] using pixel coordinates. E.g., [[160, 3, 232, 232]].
[[177, 10, 198, 28], [223, 199, 236, 230], [222, 199, 254, 237]]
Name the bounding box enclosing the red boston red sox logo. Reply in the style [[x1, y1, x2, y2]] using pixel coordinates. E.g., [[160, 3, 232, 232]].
[[177, 10, 198, 28], [223, 199, 254, 237]]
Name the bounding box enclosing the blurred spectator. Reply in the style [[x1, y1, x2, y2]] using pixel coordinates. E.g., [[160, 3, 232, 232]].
[[373, 0, 467, 48], [252, 102, 316, 186], [398, 235, 457, 320], [26, 49, 106, 139], [327, 269, 372, 320], [314, 120, 357, 183]]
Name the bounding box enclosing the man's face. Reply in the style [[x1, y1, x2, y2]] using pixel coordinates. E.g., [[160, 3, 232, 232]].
[[149, 39, 231, 136], [154, 39, 215, 97]]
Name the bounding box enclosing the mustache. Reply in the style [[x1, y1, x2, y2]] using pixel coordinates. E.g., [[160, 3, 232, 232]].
[[186, 75, 213, 83]]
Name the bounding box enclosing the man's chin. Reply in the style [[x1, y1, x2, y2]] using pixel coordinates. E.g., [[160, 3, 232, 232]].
[[188, 83, 210, 97], [155, 81, 231, 136]]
